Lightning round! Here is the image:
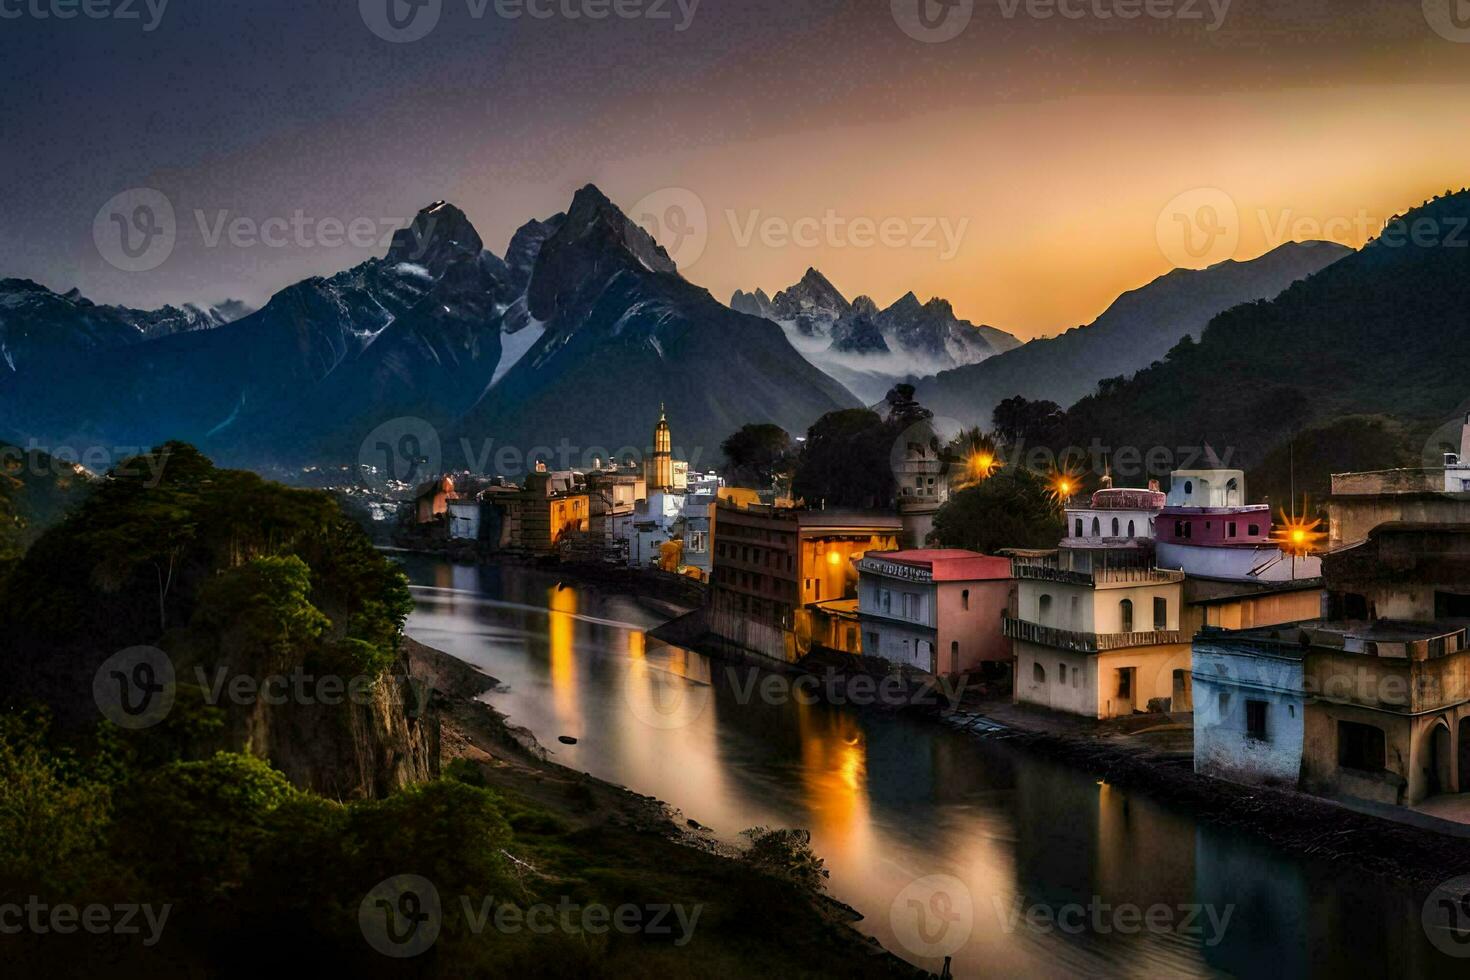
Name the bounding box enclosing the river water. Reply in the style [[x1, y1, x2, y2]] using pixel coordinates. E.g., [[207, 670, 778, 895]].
[[400, 557, 1460, 979]]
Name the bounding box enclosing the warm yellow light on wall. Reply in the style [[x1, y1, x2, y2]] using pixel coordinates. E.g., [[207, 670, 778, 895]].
[[827, 551, 843, 567]]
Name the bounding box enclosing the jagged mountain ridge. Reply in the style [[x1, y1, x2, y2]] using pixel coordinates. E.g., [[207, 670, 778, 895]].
[[0, 278, 251, 374], [914, 240, 1354, 428], [0, 187, 859, 473], [733, 267, 1022, 403]]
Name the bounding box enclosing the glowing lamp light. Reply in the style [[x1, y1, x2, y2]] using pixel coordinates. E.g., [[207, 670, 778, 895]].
[[827, 551, 843, 567], [1273, 506, 1326, 558], [1047, 468, 1082, 508]]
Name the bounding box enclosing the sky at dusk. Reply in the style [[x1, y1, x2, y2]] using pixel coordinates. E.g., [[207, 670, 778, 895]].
[[4, 0, 1470, 338]]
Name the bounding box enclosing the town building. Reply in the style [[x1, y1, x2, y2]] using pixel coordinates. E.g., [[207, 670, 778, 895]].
[[707, 499, 900, 663], [1008, 560, 1191, 718], [1194, 437, 1470, 809], [892, 423, 951, 548], [643, 405, 690, 492], [498, 466, 590, 554], [857, 549, 1013, 675], [1060, 478, 1164, 573], [414, 475, 458, 524], [1328, 414, 1470, 549]]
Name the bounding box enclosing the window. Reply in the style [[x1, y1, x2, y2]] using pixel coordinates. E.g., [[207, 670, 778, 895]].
[[1127, 520, 1136, 538], [1120, 598, 1134, 633], [1246, 700, 1269, 741], [1111, 517, 1120, 537], [961, 589, 970, 611], [1058, 663, 1067, 684], [866, 632, 879, 651], [1184, 480, 1194, 495], [1248, 524, 1261, 537], [1034, 663, 1046, 684], [1228, 522, 1238, 538], [1039, 594, 1053, 620], [902, 593, 920, 619], [1092, 517, 1101, 536], [1339, 722, 1387, 771], [1153, 597, 1167, 630], [1116, 668, 1133, 699], [1075, 519, 1084, 538], [881, 589, 892, 613], [951, 641, 960, 673]]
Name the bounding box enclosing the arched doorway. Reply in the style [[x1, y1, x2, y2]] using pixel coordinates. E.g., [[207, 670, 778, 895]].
[[1461, 718, 1470, 793], [1429, 722, 1454, 797]]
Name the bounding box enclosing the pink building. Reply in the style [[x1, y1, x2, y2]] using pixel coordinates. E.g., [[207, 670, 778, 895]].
[[1155, 467, 1321, 583], [857, 549, 1013, 675]]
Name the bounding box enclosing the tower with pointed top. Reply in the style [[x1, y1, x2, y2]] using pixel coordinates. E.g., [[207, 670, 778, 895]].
[[648, 404, 675, 491]]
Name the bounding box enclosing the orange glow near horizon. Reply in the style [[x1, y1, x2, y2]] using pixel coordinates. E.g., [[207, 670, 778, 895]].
[[574, 85, 1470, 340]]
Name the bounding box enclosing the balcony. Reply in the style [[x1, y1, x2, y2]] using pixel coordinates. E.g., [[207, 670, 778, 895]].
[[1011, 563, 1183, 587], [1003, 617, 1184, 653]]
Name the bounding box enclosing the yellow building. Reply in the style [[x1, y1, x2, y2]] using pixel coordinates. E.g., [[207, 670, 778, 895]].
[[707, 498, 900, 663], [645, 405, 685, 492], [1008, 562, 1192, 719]]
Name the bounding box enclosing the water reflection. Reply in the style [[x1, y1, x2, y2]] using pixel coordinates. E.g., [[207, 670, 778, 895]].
[[401, 557, 1453, 979]]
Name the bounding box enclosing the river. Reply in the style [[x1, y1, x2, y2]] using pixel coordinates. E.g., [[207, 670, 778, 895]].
[[400, 557, 1460, 979]]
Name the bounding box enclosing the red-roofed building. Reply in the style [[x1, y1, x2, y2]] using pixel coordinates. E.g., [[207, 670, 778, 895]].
[[857, 549, 1014, 675]]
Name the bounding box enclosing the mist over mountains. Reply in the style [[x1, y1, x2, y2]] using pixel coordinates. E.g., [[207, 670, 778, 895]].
[[733, 268, 1021, 404]]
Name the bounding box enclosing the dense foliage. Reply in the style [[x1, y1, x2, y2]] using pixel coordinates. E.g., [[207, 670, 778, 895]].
[[720, 423, 794, 491], [0, 442, 412, 724], [930, 468, 1066, 553], [1052, 189, 1470, 478], [791, 385, 935, 508]]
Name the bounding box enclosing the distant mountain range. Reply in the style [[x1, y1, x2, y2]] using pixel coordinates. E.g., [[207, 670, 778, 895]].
[[0, 279, 250, 375], [732, 268, 1021, 403], [913, 240, 1352, 428], [0, 187, 857, 476], [1050, 189, 1470, 496]]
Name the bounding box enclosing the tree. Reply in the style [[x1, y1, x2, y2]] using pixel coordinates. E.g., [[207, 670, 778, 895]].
[[930, 468, 1064, 553], [721, 424, 793, 490], [884, 383, 933, 431], [790, 409, 896, 509], [992, 396, 1064, 448]]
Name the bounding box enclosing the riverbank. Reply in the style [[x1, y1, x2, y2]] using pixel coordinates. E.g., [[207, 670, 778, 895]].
[[942, 698, 1470, 892], [403, 636, 927, 978], [655, 617, 1470, 897]]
